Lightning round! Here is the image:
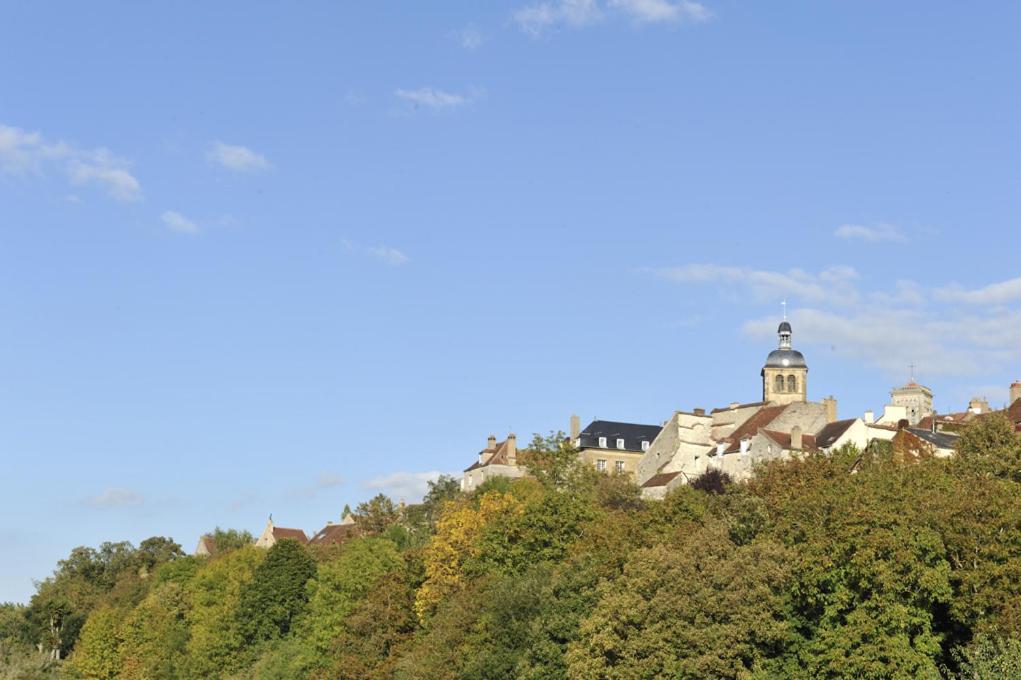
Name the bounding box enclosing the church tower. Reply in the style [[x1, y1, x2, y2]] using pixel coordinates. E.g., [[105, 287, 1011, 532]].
[[761, 320, 808, 405]]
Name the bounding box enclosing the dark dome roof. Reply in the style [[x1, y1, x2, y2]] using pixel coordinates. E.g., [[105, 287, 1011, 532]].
[[764, 348, 806, 368], [778, 321, 792, 333]]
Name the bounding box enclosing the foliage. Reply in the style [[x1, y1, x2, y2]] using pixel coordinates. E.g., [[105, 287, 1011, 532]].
[[356, 493, 401, 535], [236, 540, 317, 645], [16, 431, 1021, 679], [690, 467, 733, 494], [518, 431, 583, 489], [203, 527, 255, 556]]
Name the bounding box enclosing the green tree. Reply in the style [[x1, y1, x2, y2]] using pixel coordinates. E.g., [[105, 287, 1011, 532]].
[[519, 431, 582, 489], [356, 494, 400, 535], [236, 540, 317, 645], [69, 605, 123, 680]]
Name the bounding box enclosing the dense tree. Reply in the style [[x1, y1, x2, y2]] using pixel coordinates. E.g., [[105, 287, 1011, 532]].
[[236, 540, 317, 647], [356, 494, 401, 535]]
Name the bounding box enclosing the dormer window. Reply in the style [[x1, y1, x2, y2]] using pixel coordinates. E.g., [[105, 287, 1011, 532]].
[[598, 436, 607, 448], [574, 438, 581, 448], [616, 438, 625, 449], [641, 440, 650, 452]]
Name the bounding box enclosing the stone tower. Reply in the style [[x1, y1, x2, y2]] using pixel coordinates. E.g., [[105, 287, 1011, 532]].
[[890, 380, 933, 426], [761, 320, 808, 405]]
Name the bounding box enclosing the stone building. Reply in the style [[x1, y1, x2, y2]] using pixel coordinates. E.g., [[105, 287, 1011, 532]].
[[638, 319, 840, 497], [889, 379, 934, 426], [572, 417, 662, 478], [255, 517, 308, 549], [461, 433, 526, 491], [761, 321, 808, 404]]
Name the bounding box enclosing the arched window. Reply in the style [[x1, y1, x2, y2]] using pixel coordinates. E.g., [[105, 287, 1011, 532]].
[[787, 375, 797, 392], [775, 375, 785, 392]]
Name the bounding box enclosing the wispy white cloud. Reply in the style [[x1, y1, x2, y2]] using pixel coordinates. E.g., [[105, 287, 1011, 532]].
[[362, 470, 448, 502], [514, 0, 602, 35], [608, 0, 711, 24], [161, 210, 200, 234], [344, 240, 409, 267], [83, 488, 143, 509], [656, 262, 1021, 381], [513, 0, 709, 35], [367, 245, 410, 266], [0, 122, 142, 201], [287, 472, 345, 500], [395, 87, 472, 111], [652, 263, 861, 307], [936, 276, 1021, 306], [455, 24, 486, 49], [834, 223, 907, 243], [207, 141, 271, 172]]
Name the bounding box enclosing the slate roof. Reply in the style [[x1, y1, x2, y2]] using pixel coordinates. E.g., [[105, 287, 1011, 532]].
[[641, 471, 682, 488], [719, 405, 787, 454], [907, 428, 959, 451], [577, 420, 662, 453], [309, 522, 359, 547], [815, 418, 857, 449], [272, 527, 309, 544]]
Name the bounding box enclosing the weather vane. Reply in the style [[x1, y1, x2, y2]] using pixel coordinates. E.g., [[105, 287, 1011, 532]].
[[781, 298, 788, 321]]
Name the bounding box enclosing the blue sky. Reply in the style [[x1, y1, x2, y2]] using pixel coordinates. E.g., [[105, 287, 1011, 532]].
[[2, 1, 1019, 602]]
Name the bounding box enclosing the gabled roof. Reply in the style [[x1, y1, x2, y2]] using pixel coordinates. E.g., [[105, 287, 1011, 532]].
[[464, 437, 516, 472], [719, 405, 787, 453], [577, 420, 662, 453], [309, 522, 359, 547], [272, 527, 309, 544], [815, 418, 857, 449], [761, 429, 818, 453], [641, 471, 682, 488]]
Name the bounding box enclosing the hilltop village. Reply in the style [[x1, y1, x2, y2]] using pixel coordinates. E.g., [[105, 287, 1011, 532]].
[[464, 319, 1021, 498], [212, 319, 1021, 554]]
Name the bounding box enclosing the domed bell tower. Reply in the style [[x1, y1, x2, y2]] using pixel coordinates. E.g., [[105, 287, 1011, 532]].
[[762, 320, 808, 404]]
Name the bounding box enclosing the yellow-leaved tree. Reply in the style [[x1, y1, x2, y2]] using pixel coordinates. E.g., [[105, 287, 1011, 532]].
[[414, 490, 524, 621]]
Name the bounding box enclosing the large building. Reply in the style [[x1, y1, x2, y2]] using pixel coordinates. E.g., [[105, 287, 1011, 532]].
[[889, 379, 933, 426], [573, 418, 662, 478]]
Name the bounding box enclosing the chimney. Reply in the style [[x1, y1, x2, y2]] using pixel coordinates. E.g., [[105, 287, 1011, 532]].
[[791, 425, 803, 450], [570, 414, 581, 440], [506, 433, 517, 464], [693, 407, 706, 416], [1011, 381, 1021, 406], [487, 434, 496, 450], [729, 402, 740, 410], [864, 410, 875, 424], [823, 396, 838, 423]]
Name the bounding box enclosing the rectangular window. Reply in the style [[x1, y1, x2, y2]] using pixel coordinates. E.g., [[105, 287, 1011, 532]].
[[641, 440, 650, 451], [615, 461, 625, 474], [616, 438, 625, 449], [596, 459, 607, 472], [598, 436, 607, 448]]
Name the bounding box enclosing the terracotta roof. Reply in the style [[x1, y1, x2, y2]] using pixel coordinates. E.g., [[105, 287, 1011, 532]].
[[815, 418, 857, 449], [464, 437, 516, 472], [1008, 399, 1021, 423], [710, 401, 766, 414], [309, 522, 359, 547], [720, 405, 787, 453], [641, 471, 682, 488], [761, 429, 818, 453], [272, 527, 308, 544]]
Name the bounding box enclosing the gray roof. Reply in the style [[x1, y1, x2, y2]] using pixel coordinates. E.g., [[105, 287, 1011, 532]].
[[577, 420, 662, 453], [907, 428, 959, 450], [764, 348, 807, 369], [815, 418, 857, 448]]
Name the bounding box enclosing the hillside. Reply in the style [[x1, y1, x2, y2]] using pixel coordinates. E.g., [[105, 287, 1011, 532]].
[[3, 418, 1021, 679]]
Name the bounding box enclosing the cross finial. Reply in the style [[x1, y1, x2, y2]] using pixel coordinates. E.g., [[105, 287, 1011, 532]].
[[781, 298, 787, 321], [909, 362, 915, 382]]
